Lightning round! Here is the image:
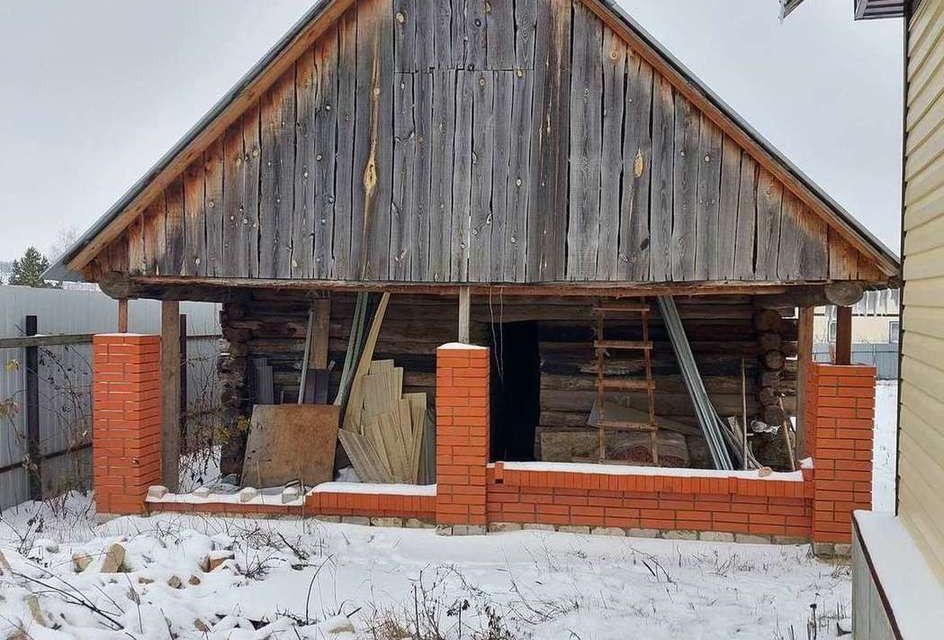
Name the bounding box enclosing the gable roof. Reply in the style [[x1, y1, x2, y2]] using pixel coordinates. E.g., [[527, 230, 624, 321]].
[[47, 0, 899, 282]]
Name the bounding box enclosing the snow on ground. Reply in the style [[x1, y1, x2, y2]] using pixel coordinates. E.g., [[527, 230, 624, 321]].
[[0, 384, 898, 639], [872, 381, 898, 513], [0, 494, 850, 640]]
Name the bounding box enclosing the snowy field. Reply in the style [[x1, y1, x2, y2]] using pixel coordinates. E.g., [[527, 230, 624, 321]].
[[0, 384, 898, 639]]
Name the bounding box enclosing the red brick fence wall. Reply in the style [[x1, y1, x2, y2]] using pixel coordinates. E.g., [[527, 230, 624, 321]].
[[93, 337, 875, 549]]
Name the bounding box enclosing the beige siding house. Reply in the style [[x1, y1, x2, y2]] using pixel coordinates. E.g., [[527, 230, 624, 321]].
[[825, 0, 944, 637], [900, 0, 944, 580]]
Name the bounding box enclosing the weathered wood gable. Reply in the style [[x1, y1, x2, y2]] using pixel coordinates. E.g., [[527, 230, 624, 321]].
[[85, 0, 892, 285]]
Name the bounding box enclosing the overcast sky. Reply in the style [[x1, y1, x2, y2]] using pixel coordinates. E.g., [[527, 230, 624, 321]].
[[0, 0, 903, 263]]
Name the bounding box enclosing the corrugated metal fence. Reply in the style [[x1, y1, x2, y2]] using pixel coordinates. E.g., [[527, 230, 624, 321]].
[[814, 342, 899, 380], [0, 286, 221, 509]]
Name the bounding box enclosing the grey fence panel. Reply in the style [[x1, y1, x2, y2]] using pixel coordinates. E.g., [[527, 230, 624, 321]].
[[813, 342, 899, 380], [0, 286, 221, 509]]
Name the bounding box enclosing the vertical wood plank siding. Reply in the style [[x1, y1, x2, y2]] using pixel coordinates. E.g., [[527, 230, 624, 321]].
[[900, 0, 944, 581], [96, 0, 879, 284]]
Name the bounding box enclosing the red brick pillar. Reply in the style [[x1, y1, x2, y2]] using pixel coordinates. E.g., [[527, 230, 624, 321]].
[[809, 363, 876, 548], [435, 344, 489, 532], [92, 334, 162, 516]]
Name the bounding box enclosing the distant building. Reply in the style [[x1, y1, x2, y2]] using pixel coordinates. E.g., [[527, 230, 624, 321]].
[[814, 289, 900, 345]]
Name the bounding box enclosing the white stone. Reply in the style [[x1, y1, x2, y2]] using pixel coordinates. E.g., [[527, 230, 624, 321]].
[[147, 485, 168, 500], [238, 487, 258, 503], [451, 524, 487, 536], [699, 531, 735, 543], [591, 527, 627, 537], [281, 486, 302, 504], [662, 530, 698, 541], [404, 518, 435, 529], [735, 533, 772, 545], [522, 523, 555, 532], [488, 522, 523, 533], [627, 528, 660, 539], [558, 525, 591, 535], [370, 517, 403, 528], [322, 615, 355, 635], [340, 516, 370, 526], [192, 486, 211, 499]]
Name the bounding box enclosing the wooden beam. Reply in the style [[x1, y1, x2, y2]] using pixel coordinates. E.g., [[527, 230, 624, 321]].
[[311, 298, 330, 369], [835, 305, 853, 365], [104, 272, 812, 302], [179, 314, 188, 440], [458, 287, 471, 343], [796, 306, 814, 458], [117, 299, 129, 333], [161, 300, 181, 491]]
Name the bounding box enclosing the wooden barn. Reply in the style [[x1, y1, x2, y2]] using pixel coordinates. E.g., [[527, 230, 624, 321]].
[[50, 0, 898, 490]]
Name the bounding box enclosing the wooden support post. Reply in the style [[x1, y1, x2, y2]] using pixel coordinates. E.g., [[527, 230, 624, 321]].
[[835, 305, 852, 366], [311, 299, 330, 369], [796, 307, 814, 459], [161, 300, 181, 491], [117, 299, 129, 333], [24, 315, 41, 501], [458, 287, 471, 344], [179, 314, 188, 442]]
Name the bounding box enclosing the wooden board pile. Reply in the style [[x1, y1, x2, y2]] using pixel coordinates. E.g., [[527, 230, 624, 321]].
[[338, 360, 429, 483]]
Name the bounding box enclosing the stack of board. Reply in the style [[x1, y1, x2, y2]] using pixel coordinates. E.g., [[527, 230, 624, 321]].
[[338, 359, 429, 483]]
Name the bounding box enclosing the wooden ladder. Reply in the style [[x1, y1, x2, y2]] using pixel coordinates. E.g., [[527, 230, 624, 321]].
[[592, 301, 659, 465]]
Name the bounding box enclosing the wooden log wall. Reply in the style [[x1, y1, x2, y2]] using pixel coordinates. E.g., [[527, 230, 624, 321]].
[[89, 0, 884, 286], [217, 291, 797, 473]]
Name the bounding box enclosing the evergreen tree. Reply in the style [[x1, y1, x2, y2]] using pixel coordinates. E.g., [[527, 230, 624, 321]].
[[8, 246, 53, 288]]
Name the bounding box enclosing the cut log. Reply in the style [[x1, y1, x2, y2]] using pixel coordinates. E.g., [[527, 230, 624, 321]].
[[753, 309, 782, 332], [762, 350, 785, 371]]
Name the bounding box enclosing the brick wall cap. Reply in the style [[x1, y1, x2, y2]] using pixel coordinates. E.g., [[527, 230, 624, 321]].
[[438, 343, 488, 351]]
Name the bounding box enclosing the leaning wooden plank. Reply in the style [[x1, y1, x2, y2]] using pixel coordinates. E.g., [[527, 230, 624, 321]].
[[364, 415, 395, 479], [342, 374, 366, 432], [243, 405, 339, 487], [353, 293, 391, 382], [338, 429, 390, 483], [406, 393, 427, 482], [378, 412, 411, 482]]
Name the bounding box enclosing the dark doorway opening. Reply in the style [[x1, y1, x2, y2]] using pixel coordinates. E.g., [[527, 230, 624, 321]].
[[489, 321, 540, 462]]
